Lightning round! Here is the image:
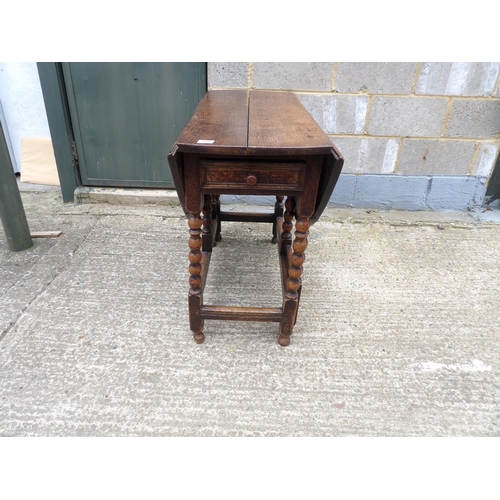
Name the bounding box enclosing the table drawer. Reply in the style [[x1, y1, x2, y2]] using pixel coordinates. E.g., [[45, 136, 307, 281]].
[[200, 160, 305, 192]]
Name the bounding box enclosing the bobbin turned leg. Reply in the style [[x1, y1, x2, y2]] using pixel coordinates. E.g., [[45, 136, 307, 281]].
[[188, 212, 204, 344], [278, 214, 310, 347]]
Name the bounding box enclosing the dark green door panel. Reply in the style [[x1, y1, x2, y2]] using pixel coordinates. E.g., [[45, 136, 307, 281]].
[[62, 62, 206, 188]]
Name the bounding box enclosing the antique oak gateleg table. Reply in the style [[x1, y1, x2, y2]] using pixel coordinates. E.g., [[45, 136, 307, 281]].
[[168, 90, 344, 346]]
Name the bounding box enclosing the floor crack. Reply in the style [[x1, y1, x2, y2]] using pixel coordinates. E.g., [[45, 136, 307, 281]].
[[0, 216, 101, 345]]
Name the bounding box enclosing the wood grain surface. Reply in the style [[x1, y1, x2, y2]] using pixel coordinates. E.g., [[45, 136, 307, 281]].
[[247, 91, 333, 155], [175, 89, 249, 155], [174, 90, 334, 156]]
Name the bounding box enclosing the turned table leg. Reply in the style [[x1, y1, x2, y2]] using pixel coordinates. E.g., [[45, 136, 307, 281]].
[[278, 213, 310, 347], [188, 211, 204, 344]]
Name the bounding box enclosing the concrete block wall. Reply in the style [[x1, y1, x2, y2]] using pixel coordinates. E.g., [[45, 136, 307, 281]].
[[208, 62, 500, 211]]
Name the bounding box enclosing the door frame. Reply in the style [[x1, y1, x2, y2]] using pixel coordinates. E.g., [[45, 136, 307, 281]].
[[37, 62, 81, 202]]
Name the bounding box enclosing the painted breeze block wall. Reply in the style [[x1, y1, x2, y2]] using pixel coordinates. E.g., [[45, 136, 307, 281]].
[[208, 62, 500, 211]]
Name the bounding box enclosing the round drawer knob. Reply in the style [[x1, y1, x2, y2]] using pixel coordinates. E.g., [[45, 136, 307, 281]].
[[246, 173, 257, 185]]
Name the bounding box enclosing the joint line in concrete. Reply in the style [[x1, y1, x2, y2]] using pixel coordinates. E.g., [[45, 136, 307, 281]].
[[0, 215, 101, 350]]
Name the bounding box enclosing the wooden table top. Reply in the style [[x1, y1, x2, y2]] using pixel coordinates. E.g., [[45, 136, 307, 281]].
[[169, 89, 344, 224], [174, 89, 334, 156]]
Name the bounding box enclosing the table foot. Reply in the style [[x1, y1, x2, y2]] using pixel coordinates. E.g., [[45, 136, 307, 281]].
[[278, 335, 290, 347], [194, 331, 205, 344]]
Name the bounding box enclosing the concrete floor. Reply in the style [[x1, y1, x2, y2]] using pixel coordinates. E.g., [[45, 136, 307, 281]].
[[1, 189, 499, 436]]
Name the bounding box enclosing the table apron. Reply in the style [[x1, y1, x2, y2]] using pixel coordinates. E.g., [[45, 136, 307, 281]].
[[200, 159, 306, 193]]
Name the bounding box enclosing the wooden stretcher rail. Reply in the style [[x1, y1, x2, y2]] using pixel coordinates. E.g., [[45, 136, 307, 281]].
[[219, 211, 276, 223], [201, 305, 283, 322]]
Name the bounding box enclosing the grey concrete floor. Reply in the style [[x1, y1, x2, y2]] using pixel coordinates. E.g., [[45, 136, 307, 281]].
[[1, 189, 499, 436]]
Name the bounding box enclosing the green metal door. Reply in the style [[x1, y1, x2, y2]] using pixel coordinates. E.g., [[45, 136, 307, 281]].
[[62, 62, 206, 188]]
